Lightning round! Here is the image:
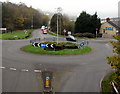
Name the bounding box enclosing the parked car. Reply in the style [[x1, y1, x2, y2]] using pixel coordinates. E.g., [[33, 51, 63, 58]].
[[66, 35, 76, 42]]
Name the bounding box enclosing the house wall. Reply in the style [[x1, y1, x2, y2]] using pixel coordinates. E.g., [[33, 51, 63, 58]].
[[100, 23, 117, 35]]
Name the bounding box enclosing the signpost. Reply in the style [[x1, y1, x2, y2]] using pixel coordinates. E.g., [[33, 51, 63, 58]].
[[32, 42, 56, 49], [40, 43, 47, 48], [106, 27, 113, 30], [0, 28, 7, 31], [77, 40, 89, 48], [24, 30, 27, 34], [96, 28, 98, 38], [32, 42, 39, 47], [63, 29, 66, 41]]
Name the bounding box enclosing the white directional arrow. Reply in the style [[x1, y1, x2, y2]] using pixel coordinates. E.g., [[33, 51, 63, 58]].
[[34, 70, 41, 73], [46, 44, 49, 47], [51, 44, 54, 48], [10, 68, 17, 71], [21, 69, 29, 72], [0, 67, 5, 69], [37, 43, 41, 47]]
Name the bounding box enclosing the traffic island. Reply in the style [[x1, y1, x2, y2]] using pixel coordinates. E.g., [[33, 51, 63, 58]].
[[21, 45, 92, 55]]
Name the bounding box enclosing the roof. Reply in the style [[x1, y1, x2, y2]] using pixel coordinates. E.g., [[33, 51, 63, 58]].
[[106, 18, 120, 31]]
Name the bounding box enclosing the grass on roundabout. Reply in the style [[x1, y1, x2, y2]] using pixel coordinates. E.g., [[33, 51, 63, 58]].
[[21, 45, 92, 55]]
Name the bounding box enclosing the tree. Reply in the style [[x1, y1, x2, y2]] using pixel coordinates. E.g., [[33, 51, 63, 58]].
[[75, 11, 101, 34], [15, 16, 25, 29], [107, 35, 120, 90], [2, 2, 49, 31], [75, 11, 91, 33], [63, 15, 75, 34], [41, 14, 50, 26], [50, 14, 57, 33], [50, 14, 75, 35], [50, 13, 64, 34], [90, 12, 101, 34]]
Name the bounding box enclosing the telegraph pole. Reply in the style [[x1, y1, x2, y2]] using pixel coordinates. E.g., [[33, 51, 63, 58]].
[[31, 14, 34, 29]]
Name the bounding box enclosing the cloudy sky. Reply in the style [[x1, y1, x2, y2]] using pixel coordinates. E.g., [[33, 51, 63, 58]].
[[1, 0, 120, 18]]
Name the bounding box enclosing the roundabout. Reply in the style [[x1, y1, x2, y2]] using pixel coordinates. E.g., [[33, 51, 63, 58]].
[[21, 41, 92, 55], [2, 29, 112, 92]]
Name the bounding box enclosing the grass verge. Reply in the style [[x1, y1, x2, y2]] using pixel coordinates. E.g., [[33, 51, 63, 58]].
[[0, 29, 34, 40], [101, 71, 115, 93], [21, 45, 92, 55], [47, 31, 64, 37]]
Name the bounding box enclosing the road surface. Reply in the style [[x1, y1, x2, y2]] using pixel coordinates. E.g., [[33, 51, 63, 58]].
[[1, 29, 113, 92]]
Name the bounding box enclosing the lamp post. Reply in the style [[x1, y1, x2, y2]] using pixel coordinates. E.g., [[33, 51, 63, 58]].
[[56, 7, 62, 44]]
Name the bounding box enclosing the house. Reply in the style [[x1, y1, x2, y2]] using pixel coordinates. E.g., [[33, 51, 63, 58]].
[[100, 18, 120, 38]]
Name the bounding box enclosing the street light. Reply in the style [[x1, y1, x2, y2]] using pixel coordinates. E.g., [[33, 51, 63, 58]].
[[56, 7, 62, 44]]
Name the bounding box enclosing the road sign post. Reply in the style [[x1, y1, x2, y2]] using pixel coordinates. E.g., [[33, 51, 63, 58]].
[[96, 28, 98, 38], [63, 29, 66, 41], [40, 43, 47, 48]]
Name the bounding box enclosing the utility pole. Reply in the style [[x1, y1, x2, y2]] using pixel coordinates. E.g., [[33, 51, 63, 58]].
[[31, 14, 34, 29]]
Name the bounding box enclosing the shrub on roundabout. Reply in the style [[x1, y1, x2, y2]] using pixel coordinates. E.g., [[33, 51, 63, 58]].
[[44, 42, 78, 51]]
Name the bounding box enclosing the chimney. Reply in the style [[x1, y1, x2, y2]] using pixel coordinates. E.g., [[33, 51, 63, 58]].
[[106, 18, 110, 22]]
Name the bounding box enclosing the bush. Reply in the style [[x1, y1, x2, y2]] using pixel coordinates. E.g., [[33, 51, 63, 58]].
[[44, 42, 78, 51], [44, 41, 57, 44], [82, 33, 95, 38], [65, 45, 78, 49], [97, 33, 102, 37], [25, 36, 29, 38], [55, 45, 64, 51], [63, 42, 78, 49], [73, 33, 83, 37], [73, 33, 95, 38], [8, 38, 15, 40]]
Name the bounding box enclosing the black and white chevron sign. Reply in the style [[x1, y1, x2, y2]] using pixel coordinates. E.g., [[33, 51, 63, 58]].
[[32, 42, 56, 48]]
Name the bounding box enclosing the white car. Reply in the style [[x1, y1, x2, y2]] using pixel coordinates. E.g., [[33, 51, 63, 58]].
[[66, 35, 76, 42]]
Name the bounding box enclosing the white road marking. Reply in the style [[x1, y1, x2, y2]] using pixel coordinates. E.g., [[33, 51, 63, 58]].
[[34, 70, 41, 73], [21, 69, 29, 72], [0, 67, 5, 69], [9, 68, 17, 71]]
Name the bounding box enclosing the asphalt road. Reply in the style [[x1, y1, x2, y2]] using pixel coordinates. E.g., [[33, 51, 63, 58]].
[[1, 29, 113, 92]]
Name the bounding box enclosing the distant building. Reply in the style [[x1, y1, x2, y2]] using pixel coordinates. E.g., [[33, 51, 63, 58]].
[[100, 18, 120, 38], [118, 1, 120, 17], [118, 1, 120, 26]]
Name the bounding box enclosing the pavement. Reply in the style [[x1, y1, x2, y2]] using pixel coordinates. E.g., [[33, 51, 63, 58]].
[[1, 29, 113, 92]]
